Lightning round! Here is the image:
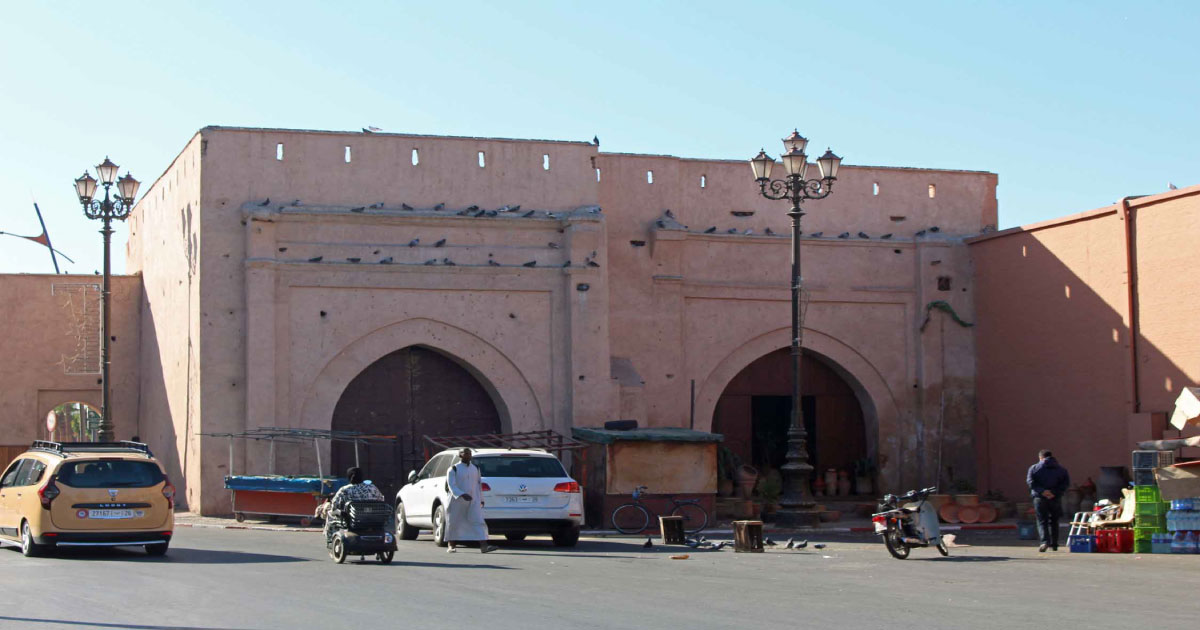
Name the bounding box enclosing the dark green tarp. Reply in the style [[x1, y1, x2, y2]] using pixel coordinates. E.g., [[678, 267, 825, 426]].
[[571, 427, 723, 444]]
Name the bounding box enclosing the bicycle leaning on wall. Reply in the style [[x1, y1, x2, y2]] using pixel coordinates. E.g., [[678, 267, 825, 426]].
[[610, 485, 709, 535]]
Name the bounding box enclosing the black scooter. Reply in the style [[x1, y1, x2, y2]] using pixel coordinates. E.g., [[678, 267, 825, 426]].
[[326, 500, 397, 564]]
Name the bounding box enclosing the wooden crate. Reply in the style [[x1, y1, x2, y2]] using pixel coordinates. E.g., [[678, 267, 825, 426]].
[[658, 516, 685, 545], [734, 520, 764, 553]]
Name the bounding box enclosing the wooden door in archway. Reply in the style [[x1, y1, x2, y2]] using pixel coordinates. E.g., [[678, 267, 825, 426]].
[[331, 346, 501, 498]]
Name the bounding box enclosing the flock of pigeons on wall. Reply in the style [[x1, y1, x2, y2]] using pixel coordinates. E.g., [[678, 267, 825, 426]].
[[654, 209, 942, 240]]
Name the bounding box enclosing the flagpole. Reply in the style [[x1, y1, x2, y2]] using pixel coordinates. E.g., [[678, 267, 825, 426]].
[[32, 202, 61, 274]]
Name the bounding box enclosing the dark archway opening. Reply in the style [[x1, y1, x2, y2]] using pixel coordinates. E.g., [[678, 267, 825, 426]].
[[713, 348, 869, 499], [331, 346, 501, 498]]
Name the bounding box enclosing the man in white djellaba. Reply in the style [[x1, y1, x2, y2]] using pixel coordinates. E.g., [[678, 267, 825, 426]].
[[445, 448, 498, 553]]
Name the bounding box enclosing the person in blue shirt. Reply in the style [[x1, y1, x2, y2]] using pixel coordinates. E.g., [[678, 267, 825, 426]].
[[1027, 450, 1070, 552]]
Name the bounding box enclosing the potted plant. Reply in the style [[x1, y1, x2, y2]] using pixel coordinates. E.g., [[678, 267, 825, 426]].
[[952, 478, 979, 506], [716, 447, 739, 497], [757, 474, 782, 521]]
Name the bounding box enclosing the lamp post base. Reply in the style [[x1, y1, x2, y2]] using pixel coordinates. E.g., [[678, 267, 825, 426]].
[[771, 507, 823, 528]]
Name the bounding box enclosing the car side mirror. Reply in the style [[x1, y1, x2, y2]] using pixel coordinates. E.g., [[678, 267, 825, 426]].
[[407, 470, 418, 484]]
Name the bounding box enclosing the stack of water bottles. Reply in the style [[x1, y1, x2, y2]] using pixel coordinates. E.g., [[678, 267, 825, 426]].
[[1166, 497, 1200, 554]]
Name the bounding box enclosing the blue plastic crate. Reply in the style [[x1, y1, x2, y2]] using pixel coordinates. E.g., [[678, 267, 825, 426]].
[[1069, 534, 1096, 553], [1017, 520, 1038, 540]]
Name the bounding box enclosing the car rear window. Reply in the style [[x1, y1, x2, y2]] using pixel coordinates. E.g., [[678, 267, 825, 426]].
[[57, 460, 164, 488], [474, 456, 566, 478]]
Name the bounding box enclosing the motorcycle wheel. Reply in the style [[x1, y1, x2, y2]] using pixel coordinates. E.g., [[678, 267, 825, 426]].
[[331, 536, 347, 564], [884, 529, 911, 559], [937, 537, 949, 557]]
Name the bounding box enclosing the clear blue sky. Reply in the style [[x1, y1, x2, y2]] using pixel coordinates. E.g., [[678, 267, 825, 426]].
[[2, 1, 1196, 274]]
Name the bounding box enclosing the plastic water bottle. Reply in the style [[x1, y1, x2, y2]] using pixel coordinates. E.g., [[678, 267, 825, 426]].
[[1172, 531, 1186, 554], [1168, 511, 1176, 531], [1186, 531, 1199, 554]]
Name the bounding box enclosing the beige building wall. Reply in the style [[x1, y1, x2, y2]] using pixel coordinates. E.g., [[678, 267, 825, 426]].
[[970, 185, 1200, 500], [0, 274, 140, 447]]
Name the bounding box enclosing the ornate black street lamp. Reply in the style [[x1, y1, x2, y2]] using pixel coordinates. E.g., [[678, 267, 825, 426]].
[[750, 131, 841, 527], [74, 158, 140, 442]]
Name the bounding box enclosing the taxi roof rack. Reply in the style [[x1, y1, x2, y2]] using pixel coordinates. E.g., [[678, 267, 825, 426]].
[[30, 440, 152, 455]]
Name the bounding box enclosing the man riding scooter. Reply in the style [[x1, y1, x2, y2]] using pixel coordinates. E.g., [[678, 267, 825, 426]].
[[320, 467, 397, 563]]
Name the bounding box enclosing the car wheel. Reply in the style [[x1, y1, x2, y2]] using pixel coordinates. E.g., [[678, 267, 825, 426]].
[[504, 534, 527, 542], [552, 525, 580, 547], [432, 503, 448, 547], [20, 521, 44, 558], [396, 502, 420, 541], [145, 541, 170, 557]]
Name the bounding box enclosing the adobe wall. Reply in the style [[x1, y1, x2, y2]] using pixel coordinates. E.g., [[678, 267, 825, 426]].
[[0, 274, 140, 446], [970, 186, 1200, 500], [126, 135, 204, 509]]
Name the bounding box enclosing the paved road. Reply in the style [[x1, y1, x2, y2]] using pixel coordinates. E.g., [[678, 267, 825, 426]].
[[1, 528, 1197, 629]]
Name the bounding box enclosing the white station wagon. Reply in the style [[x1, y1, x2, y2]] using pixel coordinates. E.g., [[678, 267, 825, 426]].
[[395, 448, 583, 547]]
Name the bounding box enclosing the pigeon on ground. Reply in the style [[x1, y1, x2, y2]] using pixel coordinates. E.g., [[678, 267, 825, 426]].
[[684, 539, 701, 549], [665, 209, 675, 219], [370, 202, 384, 209], [726, 228, 738, 234], [548, 243, 560, 249], [488, 259, 501, 267], [474, 209, 487, 218], [711, 541, 728, 550], [522, 261, 537, 268], [586, 260, 600, 268], [346, 257, 361, 263], [290, 199, 301, 206], [485, 210, 498, 217], [813, 543, 826, 550], [522, 210, 535, 218], [703, 226, 717, 234], [914, 229, 927, 237], [858, 232, 870, 239], [785, 538, 795, 549], [307, 256, 322, 263], [442, 258, 455, 266], [764, 538, 777, 546], [408, 239, 420, 247], [401, 203, 413, 211], [350, 206, 365, 213], [379, 257, 393, 264], [258, 198, 270, 206], [465, 205, 479, 212], [509, 205, 521, 212], [838, 232, 850, 239], [794, 540, 808, 549], [765, 227, 775, 235], [656, 220, 666, 228], [547, 212, 560, 220], [881, 233, 893, 239], [643, 537, 653, 549], [930, 226, 940, 233], [373, 249, 380, 254], [561, 260, 571, 267], [278, 247, 288, 252], [744, 229, 754, 235], [433, 202, 445, 211], [810, 232, 823, 238], [435, 238, 446, 247], [456, 208, 471, 216], [424, 259, 437, 265]]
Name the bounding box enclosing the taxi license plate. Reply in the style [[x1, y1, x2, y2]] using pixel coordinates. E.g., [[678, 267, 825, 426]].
[[83, 509, 140, 519], [503, 496, 537, 504]]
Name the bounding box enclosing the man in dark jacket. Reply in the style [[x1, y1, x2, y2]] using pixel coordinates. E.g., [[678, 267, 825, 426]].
[[1027, 450, 1070, 552]]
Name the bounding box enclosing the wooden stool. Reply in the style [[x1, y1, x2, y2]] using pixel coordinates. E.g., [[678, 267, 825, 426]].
[[733, 520, 764, 552], [658, 516, 686, 545]]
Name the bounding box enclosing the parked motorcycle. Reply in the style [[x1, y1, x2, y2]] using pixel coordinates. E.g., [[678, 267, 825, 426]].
[[872, 486, 948, 559]]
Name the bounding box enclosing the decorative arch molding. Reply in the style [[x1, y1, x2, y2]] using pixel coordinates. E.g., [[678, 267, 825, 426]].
[[300, 318, 544, 434], [694, 327, 903, 485]]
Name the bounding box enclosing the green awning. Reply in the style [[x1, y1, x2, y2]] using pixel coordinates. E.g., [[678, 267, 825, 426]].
[[571, 427, 724, 444]]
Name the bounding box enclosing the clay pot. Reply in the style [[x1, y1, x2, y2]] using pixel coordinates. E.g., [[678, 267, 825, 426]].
[[958, 506, 980, 524], [976, 503, 998, 523], [824, 469, 838, 494], [927, 494, 953, 511], [955, 494, 980, 507], [987, 500, 1013, 519], [813, 476, 826, 497], [818, 510, 841, 523], [718, 478, 735, 498], [837, 474, 852, 497], [1096, 466, 1127, 503], [938, 503, 961, 523], [734, 465, 758, 499]]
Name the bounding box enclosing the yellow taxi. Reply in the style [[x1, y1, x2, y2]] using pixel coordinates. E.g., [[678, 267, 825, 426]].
[[0, 441, 175, 557]]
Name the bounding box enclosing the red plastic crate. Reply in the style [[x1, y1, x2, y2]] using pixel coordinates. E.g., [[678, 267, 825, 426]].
[[1096, 528, 1134, 553]]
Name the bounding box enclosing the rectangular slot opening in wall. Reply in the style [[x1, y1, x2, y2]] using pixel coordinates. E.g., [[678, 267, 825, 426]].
[[873, 182, 879, 195], [543, 154, 550, 171], [928, 184, 936, 198], [889, 215, 907, 222], [596, 168, 601, 182], [478, 151, 486, 168], [412, 148, 419, 166], [276, 143, 284, 161], [344, 146, 352, 163], [647, 170, 654, 184], [700, 175, 706, 188]]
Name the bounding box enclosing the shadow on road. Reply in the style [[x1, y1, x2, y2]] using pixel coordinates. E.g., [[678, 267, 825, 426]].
[[0, 615, 264, 630], [912, 555, 1018, 562], [46, 546, 310, 564]]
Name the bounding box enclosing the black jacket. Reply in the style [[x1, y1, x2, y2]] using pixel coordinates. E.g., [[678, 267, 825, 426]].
[[1027, 457, 1070, 499]]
